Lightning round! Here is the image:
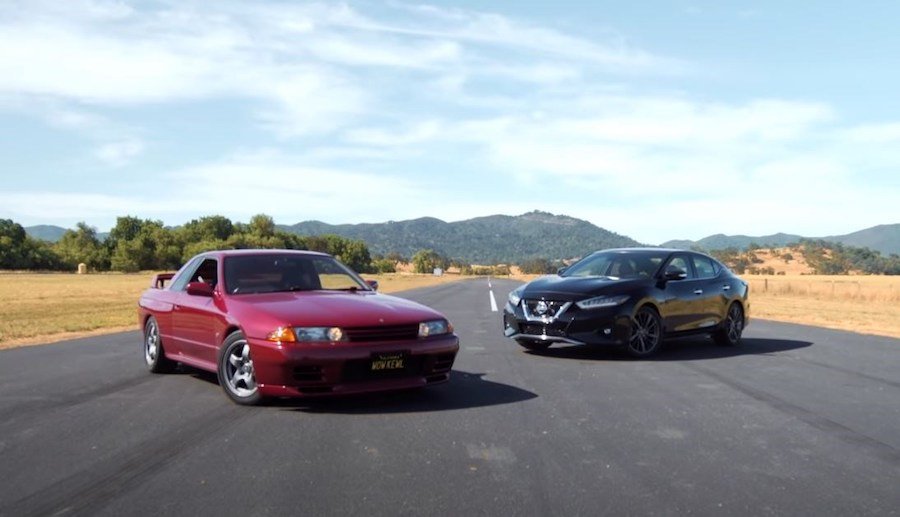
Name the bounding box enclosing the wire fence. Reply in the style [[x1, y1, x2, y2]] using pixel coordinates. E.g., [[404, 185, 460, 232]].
[[744, 276, 900, 302]]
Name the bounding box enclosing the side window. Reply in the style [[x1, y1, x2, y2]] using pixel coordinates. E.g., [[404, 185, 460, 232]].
[[610, 258, 638, 278], [169, 257, 201, 292], [190, 259, 219, 288], [692, 255, 717, 279], [667, 255, 696, 280]]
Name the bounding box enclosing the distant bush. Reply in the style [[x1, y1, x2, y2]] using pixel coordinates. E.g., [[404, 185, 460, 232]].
[[371, 258, 396, 274], [519, 257, 553, 274]]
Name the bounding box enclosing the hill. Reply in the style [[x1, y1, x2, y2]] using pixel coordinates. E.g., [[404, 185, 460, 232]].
[[662, 224, 900, 256], [710, 241, 900, 275], [823, 224, 900, 256], [279, 211, 641, 263], [24, 225, 67, 242], [24, 225, 109, 243]]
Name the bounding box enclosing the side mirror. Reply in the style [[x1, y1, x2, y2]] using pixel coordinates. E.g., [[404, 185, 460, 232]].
[[662, 266, 687, 281], [557, 266, 568, 275], [186, 281, 215, 296], [366, 280, 379, 291]]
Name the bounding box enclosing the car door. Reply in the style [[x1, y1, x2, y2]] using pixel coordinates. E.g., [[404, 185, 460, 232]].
[[658, 254, 706, 332], [171, 257, 223, 367], [689, 253, 725, 329], [156, 256, 202, 356]]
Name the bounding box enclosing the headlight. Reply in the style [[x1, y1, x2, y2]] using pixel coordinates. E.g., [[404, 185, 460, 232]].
[[291, 327, 346, 342], [575, 294, 629, 310], [419, 319, 452, 337], [508, 287, 524, 307]]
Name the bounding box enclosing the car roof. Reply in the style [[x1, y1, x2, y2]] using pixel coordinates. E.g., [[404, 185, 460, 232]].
[[593, 247, 685, 254], [196, 249, 331, 259], [589, 248, 720, 259]]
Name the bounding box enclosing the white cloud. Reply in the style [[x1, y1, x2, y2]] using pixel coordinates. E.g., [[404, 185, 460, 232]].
[[0, 191, 170, 223], [94, 139, 144, 167], [344, 120, 443, 146], [0, 1, 677, 139], [841, 122, 900, 143]]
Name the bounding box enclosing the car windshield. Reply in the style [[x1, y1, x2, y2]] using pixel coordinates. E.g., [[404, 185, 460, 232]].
[[223, 254, 368, 294], [563, 250, 667, 279]]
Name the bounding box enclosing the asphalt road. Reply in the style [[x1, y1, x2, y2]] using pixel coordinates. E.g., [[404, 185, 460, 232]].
[[1, 278, 899, 516]]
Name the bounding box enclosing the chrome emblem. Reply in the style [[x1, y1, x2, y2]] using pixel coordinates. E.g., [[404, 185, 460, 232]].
[[535, 300, 549, 315]]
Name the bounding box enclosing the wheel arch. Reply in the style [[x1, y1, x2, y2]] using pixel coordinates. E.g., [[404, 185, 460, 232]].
[[724, 299, 747, 325], [632, 300, 662, 328], [222, 324, 243, 344]]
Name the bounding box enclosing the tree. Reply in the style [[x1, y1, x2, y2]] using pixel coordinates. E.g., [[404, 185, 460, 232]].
[[55, 222, 109, 270], [0, 219, 28, 269], [106, 216, 145, 250], [248, 214, 275, 238], [180, 215, 234, 242], [108, 217, 171, 272], [411, 249, 447, 273]]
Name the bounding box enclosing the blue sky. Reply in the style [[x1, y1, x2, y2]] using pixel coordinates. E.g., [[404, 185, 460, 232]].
[[1, 0, 898, 244]]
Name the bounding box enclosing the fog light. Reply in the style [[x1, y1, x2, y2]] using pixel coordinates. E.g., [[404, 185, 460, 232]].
[[603, 328, 612, 335]]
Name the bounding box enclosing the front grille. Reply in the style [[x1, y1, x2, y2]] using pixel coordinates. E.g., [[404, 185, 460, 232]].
[[343, 324, 418, 343], [521, 324, 566, 337], [523, 299, 570, 322]]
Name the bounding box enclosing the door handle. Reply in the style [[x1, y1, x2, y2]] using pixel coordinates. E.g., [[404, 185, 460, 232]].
[[693, 289, 703, 295], [722, 285, 731, 291]]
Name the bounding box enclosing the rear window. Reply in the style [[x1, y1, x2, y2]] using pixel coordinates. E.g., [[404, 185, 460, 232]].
[[692, 255, 718, 279]]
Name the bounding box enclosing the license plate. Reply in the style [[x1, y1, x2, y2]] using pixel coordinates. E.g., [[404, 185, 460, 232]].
[[371, 352, 405, 371]]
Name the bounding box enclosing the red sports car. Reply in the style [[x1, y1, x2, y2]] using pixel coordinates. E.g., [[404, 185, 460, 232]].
[[138, 249, 459, 405]]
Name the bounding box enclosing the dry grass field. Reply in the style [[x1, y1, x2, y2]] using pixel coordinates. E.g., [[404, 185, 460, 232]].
[[743, 275, 900, 338], [0, 271, 466, 349]]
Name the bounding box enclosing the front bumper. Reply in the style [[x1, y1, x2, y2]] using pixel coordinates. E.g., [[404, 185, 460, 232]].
[[503, 300, 632, 347], [249, 334, 459, 398]]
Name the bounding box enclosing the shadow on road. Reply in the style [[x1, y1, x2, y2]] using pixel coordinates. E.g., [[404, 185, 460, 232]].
[[273, 370, 537, 414], [527, 337, 812, 362]]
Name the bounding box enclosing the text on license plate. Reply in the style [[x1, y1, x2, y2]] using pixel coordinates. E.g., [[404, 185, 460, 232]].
[[371, 353, 405, 371]]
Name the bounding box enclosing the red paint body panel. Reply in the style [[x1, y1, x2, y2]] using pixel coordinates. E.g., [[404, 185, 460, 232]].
[[137, 249, 459, 399]]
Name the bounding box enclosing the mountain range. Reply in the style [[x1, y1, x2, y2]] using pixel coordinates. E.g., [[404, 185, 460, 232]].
[[278, 211, 639, 263], [23, 214, 900, 262], [661, 224, 900, 256]]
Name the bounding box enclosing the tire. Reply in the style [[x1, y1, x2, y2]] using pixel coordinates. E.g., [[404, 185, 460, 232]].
[[714, 303, 744, 346], [217, 331, 263, 406], [515, 339, 551, 352], [144, 316, 175, 373], [626, 306, 662, 358]]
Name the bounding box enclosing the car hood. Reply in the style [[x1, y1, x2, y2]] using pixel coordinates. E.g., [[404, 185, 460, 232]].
[[226, 291, 445, 330], [521, 275, 648, 300]]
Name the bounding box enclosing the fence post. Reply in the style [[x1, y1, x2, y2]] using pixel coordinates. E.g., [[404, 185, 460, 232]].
[[764, 278, 768, 292]]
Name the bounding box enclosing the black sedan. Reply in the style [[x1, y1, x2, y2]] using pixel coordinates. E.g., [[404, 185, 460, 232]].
[[502, 248, 750, 357]]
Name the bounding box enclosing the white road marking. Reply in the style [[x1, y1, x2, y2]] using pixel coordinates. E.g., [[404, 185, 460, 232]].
[[489, 289, 498, 312]]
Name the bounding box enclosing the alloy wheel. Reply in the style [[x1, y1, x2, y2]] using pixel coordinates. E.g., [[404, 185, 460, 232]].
[[224, 340, 257, 397], [628, 309, 661, 356]]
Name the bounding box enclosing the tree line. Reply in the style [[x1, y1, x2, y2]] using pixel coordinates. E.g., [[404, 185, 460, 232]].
[[0, 215, 374, 273], [2, 215, 549, 275]]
